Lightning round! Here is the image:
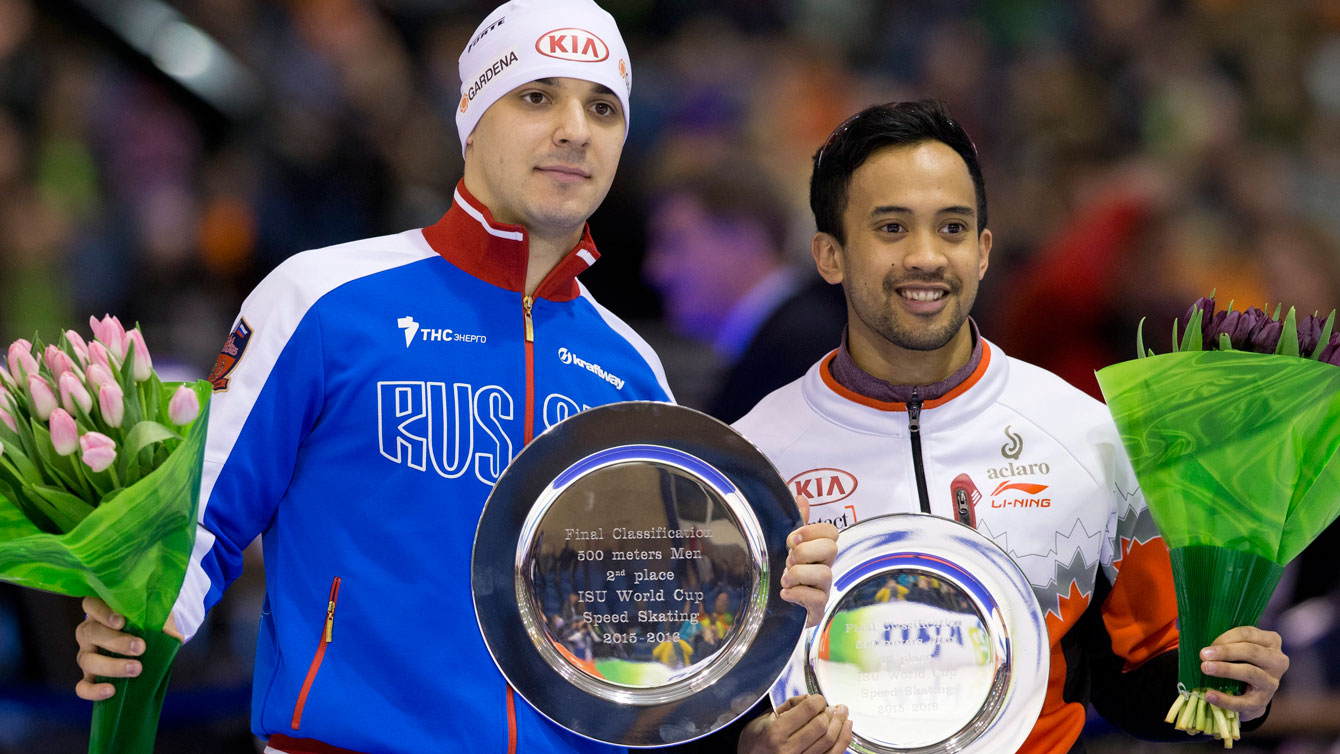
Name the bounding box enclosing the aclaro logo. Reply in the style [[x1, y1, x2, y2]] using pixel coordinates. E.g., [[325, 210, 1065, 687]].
[[1001, 425, 1023, 460]]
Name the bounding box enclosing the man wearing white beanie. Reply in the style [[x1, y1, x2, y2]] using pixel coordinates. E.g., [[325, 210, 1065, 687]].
[[72, 1, 843, 753]]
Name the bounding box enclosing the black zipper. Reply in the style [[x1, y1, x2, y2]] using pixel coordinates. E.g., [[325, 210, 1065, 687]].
[[908, 387, 931, 514]]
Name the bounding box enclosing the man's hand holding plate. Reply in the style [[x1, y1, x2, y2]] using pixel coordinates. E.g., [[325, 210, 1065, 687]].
[[739, 694, 853, 754], [779, 495, 838, 627]]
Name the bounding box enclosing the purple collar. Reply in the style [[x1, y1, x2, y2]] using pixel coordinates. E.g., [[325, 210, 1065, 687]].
[[829, 320, 983, 403]]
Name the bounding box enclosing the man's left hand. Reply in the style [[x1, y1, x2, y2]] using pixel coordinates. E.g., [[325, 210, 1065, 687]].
[[780, 495, 838, 627], [1200, 626, 1289, 722]]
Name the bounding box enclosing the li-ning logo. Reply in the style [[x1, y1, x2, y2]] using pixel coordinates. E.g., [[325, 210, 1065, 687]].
[[398, 316, 487, 348], [989, 480, 1051, 508], [536, 28, 609, 62], [1001, 425, 1023, 460], [557, 347, 624, 390]]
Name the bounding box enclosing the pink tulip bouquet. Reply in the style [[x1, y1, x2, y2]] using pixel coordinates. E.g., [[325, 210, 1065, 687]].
[[0, 316, 209, 754], [1096, 297, 1340, 747]]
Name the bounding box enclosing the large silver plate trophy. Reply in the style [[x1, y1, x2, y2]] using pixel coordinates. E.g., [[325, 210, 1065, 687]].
[[472, 402, 807, 747], [771, 514, 1049, 753]]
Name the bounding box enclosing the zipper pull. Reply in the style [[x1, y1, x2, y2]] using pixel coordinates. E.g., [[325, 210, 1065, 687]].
[[523, 295, 535, 342], [324, 577, 340, 643], [908, 387, 922, 432]]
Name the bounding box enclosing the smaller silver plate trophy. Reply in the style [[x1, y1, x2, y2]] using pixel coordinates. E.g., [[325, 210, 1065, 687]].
[[472, 402, 807, 747], [771, 514, 1049, 754]]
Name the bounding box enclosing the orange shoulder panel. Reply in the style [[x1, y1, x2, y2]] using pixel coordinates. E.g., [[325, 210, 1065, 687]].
[[1104, 536, 1180, 668]]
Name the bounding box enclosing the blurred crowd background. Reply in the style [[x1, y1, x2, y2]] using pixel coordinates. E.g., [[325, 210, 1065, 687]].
[[2, 0, 1339, 751]]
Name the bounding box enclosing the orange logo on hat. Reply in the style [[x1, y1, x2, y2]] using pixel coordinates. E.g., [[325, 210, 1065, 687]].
[[459, 94, 469, 113], [618, 58, 628, 79], [536, 27, 609, 63]]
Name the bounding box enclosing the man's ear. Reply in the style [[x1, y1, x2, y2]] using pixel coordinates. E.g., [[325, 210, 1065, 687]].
[[977, 227, 992, 280], [812, 232, 845, 285]]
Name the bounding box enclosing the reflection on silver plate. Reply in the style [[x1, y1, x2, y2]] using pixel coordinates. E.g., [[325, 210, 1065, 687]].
[[771, 514, 1048, 754], [473, 401, 807, 747]]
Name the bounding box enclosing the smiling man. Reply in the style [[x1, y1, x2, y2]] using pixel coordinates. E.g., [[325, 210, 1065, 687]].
[[69, 2, 837, 753], [734, 100, 1289, 753]]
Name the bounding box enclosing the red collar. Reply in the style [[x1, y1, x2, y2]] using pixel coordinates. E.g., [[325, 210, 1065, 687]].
[[421, 180, 600, 302]]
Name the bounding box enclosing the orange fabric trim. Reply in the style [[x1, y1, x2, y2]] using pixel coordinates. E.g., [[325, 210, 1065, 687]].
[[1042, 579, 1092, 640], [291, 577, 341, 730], [1016, 677, 1086, 754], [1017, 595, 1088, 754], [818, 342, 994, 412], [506, 685, 518, 754], [1106, 537, 1180, 668]]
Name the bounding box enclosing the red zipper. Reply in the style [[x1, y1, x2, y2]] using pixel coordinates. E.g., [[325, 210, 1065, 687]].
[[291, 576, 341, 730], [512, 291, 538, 754], [511, 248, 587, 752], [523, 295, 536, 445]]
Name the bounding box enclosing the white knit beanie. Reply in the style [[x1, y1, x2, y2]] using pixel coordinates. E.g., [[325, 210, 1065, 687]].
[[455, 0, 632, 156]]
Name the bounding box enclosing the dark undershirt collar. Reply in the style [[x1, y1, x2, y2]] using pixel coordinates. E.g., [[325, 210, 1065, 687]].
[[829, 319, 983, 403]]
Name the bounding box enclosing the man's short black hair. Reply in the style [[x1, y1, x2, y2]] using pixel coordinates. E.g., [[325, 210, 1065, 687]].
[[809, 99, 986, 244]]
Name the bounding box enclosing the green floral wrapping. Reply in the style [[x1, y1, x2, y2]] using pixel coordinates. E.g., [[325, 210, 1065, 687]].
[[1096, 351, 1340, 562], [0, 381, 208, 628], [0, 380, 209, 753], [1096, 351, 1340, 694]]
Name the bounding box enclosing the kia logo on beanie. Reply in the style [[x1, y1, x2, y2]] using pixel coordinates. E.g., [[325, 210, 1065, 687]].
[[455, 0, 632, 156], [535, 28, 609, 62]]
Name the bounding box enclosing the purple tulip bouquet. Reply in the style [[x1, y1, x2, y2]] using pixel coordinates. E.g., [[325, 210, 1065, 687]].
[[1096, 297, 1340, 747], [0, 316, 209, 754]]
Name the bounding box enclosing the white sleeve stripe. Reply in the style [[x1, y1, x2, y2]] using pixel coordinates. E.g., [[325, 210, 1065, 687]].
[[173, 231, 437, 630], [172, 528, 217, 641], [453, 187, 524, 241], [577, 281, 675, 402]]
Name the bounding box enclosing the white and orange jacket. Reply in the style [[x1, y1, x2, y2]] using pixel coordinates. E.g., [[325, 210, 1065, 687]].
[[734, 340, 1180, 754]]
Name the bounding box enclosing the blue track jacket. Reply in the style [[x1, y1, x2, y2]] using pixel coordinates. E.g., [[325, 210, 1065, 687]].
[[175, 181, 673, 753]]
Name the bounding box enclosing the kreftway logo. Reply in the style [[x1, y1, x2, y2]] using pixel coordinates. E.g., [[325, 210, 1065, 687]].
[[558, 347, 624, 390], [1001, 425, 1023, 459], [990, 480, 1051, 508], [536, 28, 609, 62], [398, 316, 487, 348], [787, 468, 857, 506]]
